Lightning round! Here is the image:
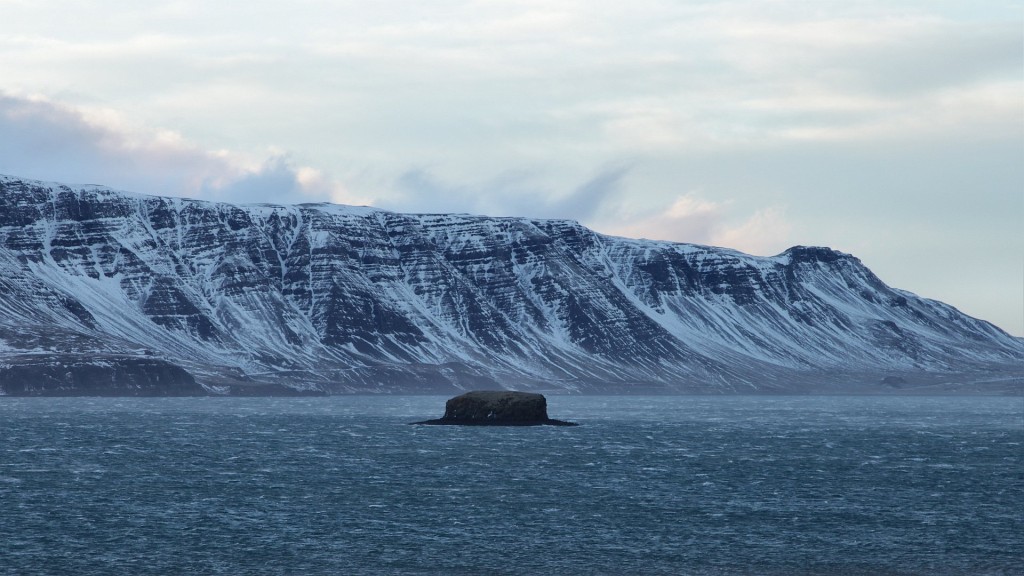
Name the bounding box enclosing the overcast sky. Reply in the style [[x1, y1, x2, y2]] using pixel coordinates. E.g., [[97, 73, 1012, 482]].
[[1, 0, 1021, 336]]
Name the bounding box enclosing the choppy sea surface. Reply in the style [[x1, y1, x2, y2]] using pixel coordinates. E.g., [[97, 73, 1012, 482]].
[[1, 395, 1021, 575]]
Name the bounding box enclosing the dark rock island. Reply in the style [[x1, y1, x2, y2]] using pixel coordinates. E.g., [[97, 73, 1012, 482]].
[[414, 391, 577, 426]]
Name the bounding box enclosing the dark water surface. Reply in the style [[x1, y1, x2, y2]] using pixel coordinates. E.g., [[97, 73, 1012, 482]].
[[1, 396, 1021, 575]]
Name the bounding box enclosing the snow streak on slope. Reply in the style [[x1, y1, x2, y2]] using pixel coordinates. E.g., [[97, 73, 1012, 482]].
[[1, 175, 1021, 394]]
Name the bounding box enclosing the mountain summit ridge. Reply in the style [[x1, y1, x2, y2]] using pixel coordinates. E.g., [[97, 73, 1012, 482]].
[[1, 174, 1020, 395]]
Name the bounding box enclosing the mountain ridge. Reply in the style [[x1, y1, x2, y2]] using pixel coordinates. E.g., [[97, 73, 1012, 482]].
[[1, 174, 1020, 395]]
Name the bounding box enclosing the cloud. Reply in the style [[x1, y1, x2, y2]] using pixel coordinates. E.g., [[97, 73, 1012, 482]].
[[388, 165, 794, 256], [541, 6, 1022, 153], [710, 206, 792, 256], [597, 193, 792, 256], [0, 92, 359, 205], [387, 164, 629, 220], [5, 2, 1016, 189]]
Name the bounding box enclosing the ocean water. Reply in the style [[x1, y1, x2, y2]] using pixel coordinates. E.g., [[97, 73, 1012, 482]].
[[0, 395, 1021, 575]]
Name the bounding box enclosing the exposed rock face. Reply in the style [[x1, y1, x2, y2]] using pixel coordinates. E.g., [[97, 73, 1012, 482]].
[[1, 174, 1022, 395], [415, 391, 577, 426], [0, 355, 205, 396]]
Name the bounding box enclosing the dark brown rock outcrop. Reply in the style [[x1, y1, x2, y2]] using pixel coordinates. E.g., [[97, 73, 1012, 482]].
[[413, 391, 577, 426]]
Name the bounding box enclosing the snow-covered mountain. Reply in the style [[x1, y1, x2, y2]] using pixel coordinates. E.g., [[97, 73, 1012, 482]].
[[1, 175, 1021, 395]]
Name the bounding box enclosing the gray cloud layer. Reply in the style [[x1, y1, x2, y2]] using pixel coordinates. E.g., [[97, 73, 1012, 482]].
[[0, 94, 343, 204]]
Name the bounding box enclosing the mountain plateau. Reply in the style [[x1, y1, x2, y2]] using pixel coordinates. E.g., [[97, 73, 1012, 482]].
[[1, 175, 1020, 395]]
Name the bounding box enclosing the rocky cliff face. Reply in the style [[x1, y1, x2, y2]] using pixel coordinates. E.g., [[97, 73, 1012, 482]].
[[1, 175, 1021, 395]]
